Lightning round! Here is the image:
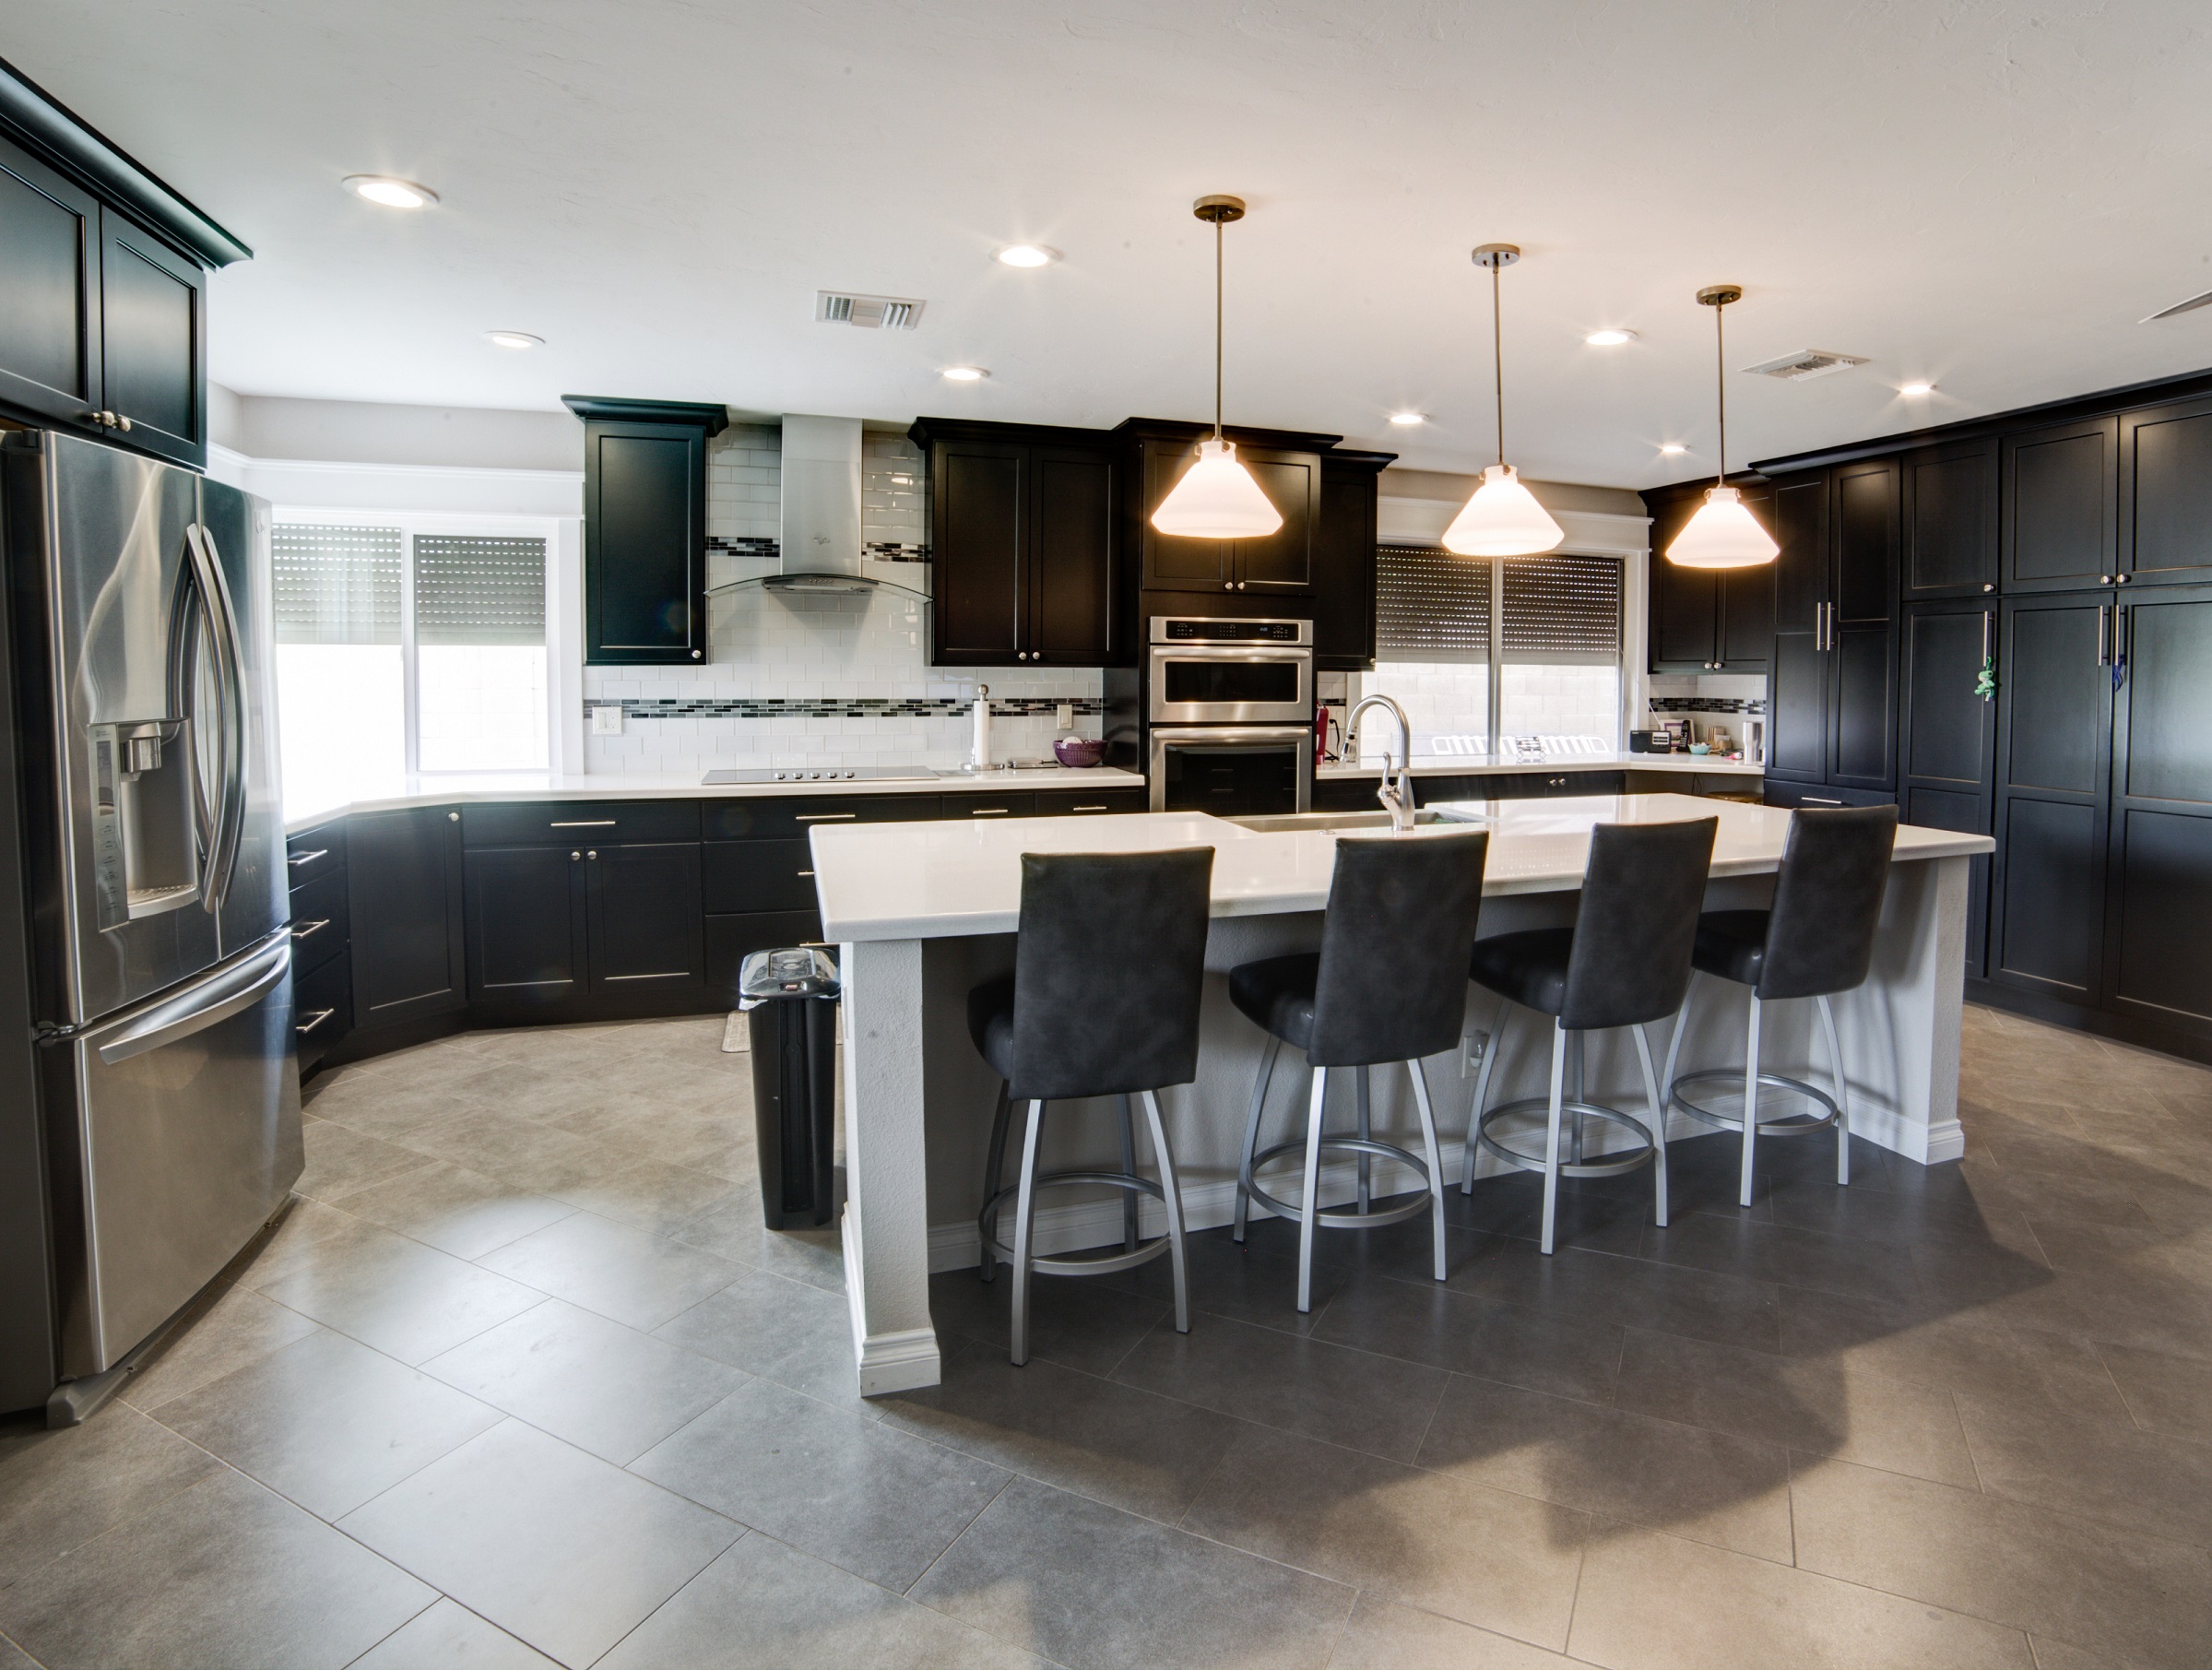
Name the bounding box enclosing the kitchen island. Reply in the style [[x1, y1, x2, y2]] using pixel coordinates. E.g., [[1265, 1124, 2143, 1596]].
[[812, 794, 1993, 1394]]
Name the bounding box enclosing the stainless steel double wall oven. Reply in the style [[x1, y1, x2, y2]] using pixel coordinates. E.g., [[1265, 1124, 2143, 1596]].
[[1145, 617, 1313, 815]]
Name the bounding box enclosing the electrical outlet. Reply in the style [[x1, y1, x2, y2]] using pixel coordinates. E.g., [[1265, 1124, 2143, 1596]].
[[1056, 703, 1073, 731], [591, 705, 624, 736], [1461, 1028, 1490, 1079]]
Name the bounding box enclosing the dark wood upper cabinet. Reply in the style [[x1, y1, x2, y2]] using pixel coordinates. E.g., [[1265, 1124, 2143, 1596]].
[[567, 397, 727, 666], [1770, 471, 1829, 634], [1900, 600, 1998, 975], [2120, 397, 2212, 587], [1903, 439, 1999, 598], [0, 132, 100, 429], [1133, 432, 1321, 597], [1643, 479, 1772, 672], [1833, 458, 1899, 625], [2004, 417, 2118, 591], [96, 214, 204, 468], [1313, 452, 1389, 670], [914, 419, 1120, 667], [348, 807, 466, 1028]]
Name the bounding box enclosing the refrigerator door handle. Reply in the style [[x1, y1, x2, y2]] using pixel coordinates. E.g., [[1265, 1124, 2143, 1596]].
[[81, 931, 291, 1067], [183, 523, 249, 911]]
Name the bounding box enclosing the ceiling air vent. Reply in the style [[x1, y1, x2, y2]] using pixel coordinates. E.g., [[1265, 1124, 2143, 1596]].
[[815, 290, 926, 330], [1740, 349, 1870, 381], [2141, 288, 2212, 323]]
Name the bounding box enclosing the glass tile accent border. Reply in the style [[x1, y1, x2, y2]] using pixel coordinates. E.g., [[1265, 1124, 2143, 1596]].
[[703, 537, 931, 563], [1648, 696, 1766, 714], [592, 696, 1103, 719]]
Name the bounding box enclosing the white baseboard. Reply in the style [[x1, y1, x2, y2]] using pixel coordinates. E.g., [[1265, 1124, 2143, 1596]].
[[843, 1209, 942, 1394]]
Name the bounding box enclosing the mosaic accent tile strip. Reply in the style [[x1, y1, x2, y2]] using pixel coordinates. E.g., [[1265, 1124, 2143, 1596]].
[[706, 536, 780, 559], [1649, 695, 1766, 715], [865, 541, 930, 563], [593, 697, 1104, 719]]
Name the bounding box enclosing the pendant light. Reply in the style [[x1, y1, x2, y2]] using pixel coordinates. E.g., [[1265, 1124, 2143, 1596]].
[[1442, 243, 1565, 558], [1150, 195, 1283, 540], [1666, 284, 1779, 569]]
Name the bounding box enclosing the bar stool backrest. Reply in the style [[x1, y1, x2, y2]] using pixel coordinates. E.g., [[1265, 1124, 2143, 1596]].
[[1008, 847, 1216, 1100], [1561, 818, 1718, 1032], [1309, 830, 1491, 1068], [1757, 805, 1899, 1001]]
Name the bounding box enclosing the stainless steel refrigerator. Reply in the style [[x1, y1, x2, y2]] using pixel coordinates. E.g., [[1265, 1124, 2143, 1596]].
[[0, 428, 300, 1418]]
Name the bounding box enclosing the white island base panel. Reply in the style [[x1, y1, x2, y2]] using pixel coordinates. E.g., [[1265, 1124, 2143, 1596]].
[[821, 798, 1987, 1395]]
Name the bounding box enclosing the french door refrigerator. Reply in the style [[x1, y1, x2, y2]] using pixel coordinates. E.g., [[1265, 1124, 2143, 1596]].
[[1, 428, 299, 1419]]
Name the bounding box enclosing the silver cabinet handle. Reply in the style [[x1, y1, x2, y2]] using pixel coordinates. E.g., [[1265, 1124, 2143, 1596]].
[[1070, 805, 1108, 812], [796, 812, 856, 823], [296, 1008, 337, 1036], [290, 918, 331, 941], [550, 820, 616, 827], [2097, 604, 2110, 667], [1981, 610, 1993, 660], [1804, 796, 1843, 805], [797, 869, 815, 877], [969, 808, 1010, 815], [286, 848, 328, 869]]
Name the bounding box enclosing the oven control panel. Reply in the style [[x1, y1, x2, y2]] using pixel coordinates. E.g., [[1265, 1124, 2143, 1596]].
[[1153, 617, 1311, 644]]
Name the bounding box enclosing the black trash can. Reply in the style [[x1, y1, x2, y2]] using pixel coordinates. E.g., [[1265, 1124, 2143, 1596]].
[[740, 947, 840, 1229]]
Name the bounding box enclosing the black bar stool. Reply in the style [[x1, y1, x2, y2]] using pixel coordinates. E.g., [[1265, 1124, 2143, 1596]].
[[1228, 829, 1490, 1312], [1661, 804, 1898, 1207], [970, 846, 1214, 1366], [1462, 817, 1716, 1255]]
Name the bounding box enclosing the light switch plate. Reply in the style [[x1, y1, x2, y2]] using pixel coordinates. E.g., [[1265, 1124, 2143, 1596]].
[[591, 705, 624, 736], [1057, 704, 1073, 731]]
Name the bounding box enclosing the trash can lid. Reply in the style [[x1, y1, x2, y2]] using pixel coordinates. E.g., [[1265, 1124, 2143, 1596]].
[[738, 945, 840, 1001]]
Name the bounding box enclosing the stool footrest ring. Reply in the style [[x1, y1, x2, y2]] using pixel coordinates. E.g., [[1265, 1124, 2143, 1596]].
[[1669, 1069, 1839, 1136], [1476, 1098, 1655, 1178], [1248, 1135, 1435, 1230], [979, 1169, 1176, 1276]]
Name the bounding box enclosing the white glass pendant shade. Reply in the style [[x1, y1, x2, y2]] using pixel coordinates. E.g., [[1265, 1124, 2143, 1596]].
[[1150, 438, 1283, 539], [1667, 485, 1779, 569], [1441, 463, 1565, 557]]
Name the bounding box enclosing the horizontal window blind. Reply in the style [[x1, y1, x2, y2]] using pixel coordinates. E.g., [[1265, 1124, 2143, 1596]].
[[272, 526, 402, 645], [1376, 543, 1491, 664], [1500, 552, 1622, 664], [414, 535, 547, 646]]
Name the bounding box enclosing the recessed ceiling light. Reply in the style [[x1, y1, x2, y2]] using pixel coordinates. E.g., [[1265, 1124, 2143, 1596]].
[[1899, 380, 1936, 397], [483, 330, 543, 350], [940, 366, 988, 381], [1388, 411, 1425, 426], [1585, 328, 1638, 347], [994, 244, 1059, 267], [1659, 443, 1687, 455], [342, 174, 437, 209]]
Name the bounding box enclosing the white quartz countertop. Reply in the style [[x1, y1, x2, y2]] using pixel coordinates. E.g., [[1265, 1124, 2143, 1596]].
[[810, 792, 1994, 942], [1319, 752, 1764, 779], [282, 766, 1145, 835]]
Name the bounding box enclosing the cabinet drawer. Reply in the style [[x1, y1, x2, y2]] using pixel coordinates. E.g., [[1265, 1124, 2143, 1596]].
[[461, 799, 700, 847], [1544, 771, 1625, 797], [703, 840, 817, 914], [1034, 789, 1149, 816], [287, 869, 350, 978], [705, 911, 824, 993], [292, 952, 351, 1072], [285, 823, 347, 889], [1763, 781, 1896, 811], [941, 791, 1035, 819], [704, 795, 940, 839]]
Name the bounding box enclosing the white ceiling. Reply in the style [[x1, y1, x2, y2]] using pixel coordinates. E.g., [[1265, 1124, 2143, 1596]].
[[12, 2, 2212, 486]]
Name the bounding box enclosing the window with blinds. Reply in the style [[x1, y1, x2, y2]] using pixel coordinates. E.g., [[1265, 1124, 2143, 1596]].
[[1500, 552, 1623, 664], [272, 526, 402, 645], [413, 535, 547, 645], [1376, 544, 1491, 663]]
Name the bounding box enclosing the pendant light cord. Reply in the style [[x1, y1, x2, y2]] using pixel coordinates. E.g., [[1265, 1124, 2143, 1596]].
[[1213, 217, 1224, 440], [1713, 299, 1728, 487], [1492, 259, 1506, 468]]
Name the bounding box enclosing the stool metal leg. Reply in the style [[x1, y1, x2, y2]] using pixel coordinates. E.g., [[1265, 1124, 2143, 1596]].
[[1355, 1065, 1373, 1214], [1138, 1089, 1190, 1333], [1408, 1057, 1449, 1281], [1009, 1098, 1047, 1366], [1818, 992, 1851, 1186], [1296, 1064, 1329, 1312], [1117, 1095, 1140, 1253], [1233, 1035, 1283, 1244], [1540, 1022, 1568, 1255], [1739, 995, 1762, 1209], [1661, 973, 1697, 1121], [1462, 997, 1509, 1194], [979, 1080, 1012, 1284], [1629, 1022, 1670, 1228]]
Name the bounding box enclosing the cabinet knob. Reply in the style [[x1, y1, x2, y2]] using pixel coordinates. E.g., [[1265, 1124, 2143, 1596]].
[[692, 649, 703, 658], [1224, 582, 1234, 591], [571, 850, 581, 861], [1981, 583, 1994, 593], [447, 811, 459, 823], [587, 850, 598, 860], [2116, 574, 2132, 585], [2100, 574, 2112, 585]]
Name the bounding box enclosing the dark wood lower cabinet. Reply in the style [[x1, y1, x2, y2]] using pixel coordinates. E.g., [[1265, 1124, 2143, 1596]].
[[588, 843, 704, 995], [465, 846, 586, 1004], [1899, 602, 1998, 977], [347, 807, 466, 1029]]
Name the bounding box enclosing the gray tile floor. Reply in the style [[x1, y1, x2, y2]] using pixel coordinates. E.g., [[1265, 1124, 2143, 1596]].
[[3, 1005, 2210, 1667]]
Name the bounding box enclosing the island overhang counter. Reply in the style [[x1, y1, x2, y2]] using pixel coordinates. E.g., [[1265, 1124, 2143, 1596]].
[[810, 793, 1994, 1394]]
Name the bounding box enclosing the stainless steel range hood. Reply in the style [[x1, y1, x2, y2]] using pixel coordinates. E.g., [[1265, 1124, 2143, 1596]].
[[760, 414, 925, 598]]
